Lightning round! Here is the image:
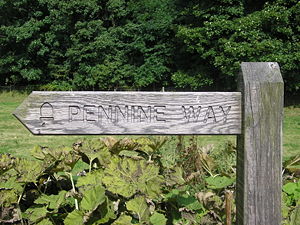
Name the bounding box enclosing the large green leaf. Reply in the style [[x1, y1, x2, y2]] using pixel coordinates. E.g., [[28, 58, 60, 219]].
[[31, 145, 80, 172], [290, 205, 300, 225], [75, 139, 112, 167], [91, 198, 116, 224], [14, 158, 44, 183], [0, 174, 23, 193], [119, 150, 142, 160], [0, 189, 18, 207], [102, 158, 163, 198], [23, 206, 49, 223], [37, 218, 53, 225], [31, 145, 48, 160], [0, 154, 15, 175], [177, 195, 203, 211], [164, 167, 185, 187], [76, 169, 104, 188], [34, 190, 67, 210], [112, 214, 132, 225], [102, 137, 139, 155], [150, 212, 167, 225], [65, 184, 115, 225], [283, 181, 300, 200], [205, 176, 235, 189], [64, 210, 85, 225], [81, 184, 106, 212], [165, 189, 204, 212], [138, 162, 164, 198], [126, 196, 150, 223], [135, 137, 167, 155]]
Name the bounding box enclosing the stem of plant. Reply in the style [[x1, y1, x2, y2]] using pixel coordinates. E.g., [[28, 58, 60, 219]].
[[66, 172, 79, 210], [89, 160, 93, 173], [225, 190, 233, 225], [17, 186, 25, 225], [34, 182, 43, 195]]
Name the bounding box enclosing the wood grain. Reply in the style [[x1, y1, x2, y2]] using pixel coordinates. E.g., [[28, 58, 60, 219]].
[[13, 92, 241, 135], [237, 62, 283, 225]]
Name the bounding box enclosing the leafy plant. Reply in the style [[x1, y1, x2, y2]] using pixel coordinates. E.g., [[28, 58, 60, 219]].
[[284, 154, 300, 175], [0, 137, 210, 224], [205, 176, 235, 190], [6, 136, 298, 224], [282, 155, 300, 225], [283, 181, 300, 203]]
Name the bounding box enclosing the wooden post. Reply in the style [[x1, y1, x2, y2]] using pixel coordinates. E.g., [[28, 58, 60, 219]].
[[237, 62, 284, 225]]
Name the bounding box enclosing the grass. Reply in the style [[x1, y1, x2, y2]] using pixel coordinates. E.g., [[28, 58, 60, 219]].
[[0, 91, 99, 157], [283, 106, 300, 159], [0, 90, 299, 159]]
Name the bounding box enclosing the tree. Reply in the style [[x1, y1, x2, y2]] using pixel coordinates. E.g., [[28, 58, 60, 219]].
[[174, 0, 300, 92], [0, 0, 177, 90]]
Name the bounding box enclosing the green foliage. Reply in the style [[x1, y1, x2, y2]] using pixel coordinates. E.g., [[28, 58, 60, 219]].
[[283, 180, 300, 205], [102, 158, 163, 199], [175, 0, 300, 92], [283, 155, 300, 224], [35, 190, 68, 210], [126, 196, 150, 223], [0, 189, 19, 207], [31, 145, 80, 173], [165, 189, 204, 212], [1, 0, 299, 93], [290, 205, 300, 225], [284, 154, 300, 175], [205, 176, 235, 190], [14, 158, 44, 183], [112, 214, 132, 225], [1, 136, 299, 224], [171, 136, 236, 223], [0, 137, 209, 224], [65, 184, 116, 225], [282, 156, 300, 224], [149, 212, 167, 225], [23, 206, 49, 224], [0, 154, 15, 175], [0, 0, 176, 90]]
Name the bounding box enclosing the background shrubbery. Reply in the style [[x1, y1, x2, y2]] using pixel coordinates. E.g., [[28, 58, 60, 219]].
[[1, 0, 300, 93]]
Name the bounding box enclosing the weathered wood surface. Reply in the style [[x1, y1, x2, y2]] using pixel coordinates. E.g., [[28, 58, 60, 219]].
[[13, 91, 241, 135], [237, 62, 283, 225]]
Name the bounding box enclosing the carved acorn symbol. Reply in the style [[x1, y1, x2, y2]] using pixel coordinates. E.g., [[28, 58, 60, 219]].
[[40, 102, 54, 126]]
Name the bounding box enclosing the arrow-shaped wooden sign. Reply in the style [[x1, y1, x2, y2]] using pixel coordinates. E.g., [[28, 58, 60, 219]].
[[13, 91, 241, 135]]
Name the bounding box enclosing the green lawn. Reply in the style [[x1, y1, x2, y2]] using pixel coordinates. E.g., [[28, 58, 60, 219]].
[[0, 91, 98, 157], [283, 106, 300, 159], [0, 91, 299, 159]]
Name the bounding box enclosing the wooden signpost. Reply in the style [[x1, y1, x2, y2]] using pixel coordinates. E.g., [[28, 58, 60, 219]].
[[13, 92, 241, 135], [13, 62, 284, 225]]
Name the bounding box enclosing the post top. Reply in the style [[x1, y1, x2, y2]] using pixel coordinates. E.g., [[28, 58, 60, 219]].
[[241, 62, 283, 83]]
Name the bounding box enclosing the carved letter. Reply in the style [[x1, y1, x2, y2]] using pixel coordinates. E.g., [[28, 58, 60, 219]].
[[137, 106, 151, 122], [115, 105, 128, 122], [154, 106, 166, 122], [98, 106, 113, 123], [219, 106, 231, 123], [84, 105, 97, 122], [131, 106, 136, 122], [69, 105, 82, 122], [182, 106, 201, 122], [203, 106, 217, 123]]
